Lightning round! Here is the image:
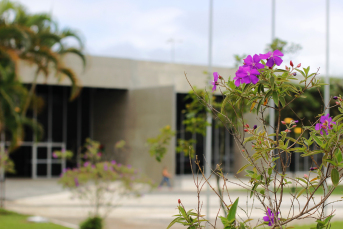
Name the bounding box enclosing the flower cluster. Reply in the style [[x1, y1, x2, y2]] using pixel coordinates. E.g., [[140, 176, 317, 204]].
[[263, 208, 279, 226], [233, 50, 284, 87], [315, 114, 336, 135], [243, 123, 257, 133], [281, 119, 298, 133]]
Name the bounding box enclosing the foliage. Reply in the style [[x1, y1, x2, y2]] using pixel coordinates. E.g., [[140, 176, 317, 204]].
[[167, 200, 207, 229], [58, 138, 154, 222], [147, 125, 175, 162], [169, 48, 342, 228], [80, 216, 103, 229], [52, 149, 73, 160], [265, 38, 302, 54], [0, 149, 14, 173], [0, 64, 43, 151], [0, 0, 85, 113]]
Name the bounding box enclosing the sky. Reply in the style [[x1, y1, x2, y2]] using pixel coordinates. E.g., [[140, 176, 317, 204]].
[[16, 0, 343, 77]]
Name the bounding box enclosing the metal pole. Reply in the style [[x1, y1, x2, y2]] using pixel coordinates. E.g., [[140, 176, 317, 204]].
[[206, 0, 213, 226], [324, 0, 330, 217], [269, 0, 275, 140]]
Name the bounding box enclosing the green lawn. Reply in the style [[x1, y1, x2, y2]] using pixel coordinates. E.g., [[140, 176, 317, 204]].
[[0, 208, 69, 229], [292, 220, 343, 229], [280, 185, 343, 195], [236, 185, 343, 196]]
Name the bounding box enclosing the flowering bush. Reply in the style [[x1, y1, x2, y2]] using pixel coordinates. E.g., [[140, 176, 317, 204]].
[[0, 150, 14, 174], [169, 50, 342, 228], [58, 138, 154, 228]]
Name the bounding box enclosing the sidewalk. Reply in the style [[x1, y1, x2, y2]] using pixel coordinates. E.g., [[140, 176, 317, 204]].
[[2, 176, 342, 229]]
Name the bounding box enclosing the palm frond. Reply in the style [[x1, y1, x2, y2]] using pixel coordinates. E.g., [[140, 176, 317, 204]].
[[57, 67, 82, 100], [60, 28, 84, 49], [60, 47, 86, 69]]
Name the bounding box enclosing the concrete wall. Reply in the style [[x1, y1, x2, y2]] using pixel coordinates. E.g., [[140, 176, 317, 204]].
[[125, 86, 176, 183], [232, 112, 267, 176], [18, 55, 236, 93], [93, 86, 176, 183]]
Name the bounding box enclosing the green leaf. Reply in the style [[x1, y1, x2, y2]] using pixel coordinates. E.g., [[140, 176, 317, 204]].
[[272, 91, 279, 107], [297, 188, 307, 198], [178, 206, 190, 222], [256, 98, 263, 115], [312, 135, 323, 147], [279, 96, 286, 107], [331, 168, 339, 187], [219, 216, 231, 226], [268, 168, 273, 176], [270, 76, 275, 90], [167, 217, 183, 229], [335, 149, 343, 163], [227, 198, 239, 222], [237, 164, 251, 174]]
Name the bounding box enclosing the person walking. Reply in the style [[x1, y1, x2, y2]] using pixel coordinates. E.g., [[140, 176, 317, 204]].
[[158, 166, 172, 189]]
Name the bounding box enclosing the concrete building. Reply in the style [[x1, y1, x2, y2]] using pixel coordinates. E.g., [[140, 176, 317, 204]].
[[9, 55, 271, 182]]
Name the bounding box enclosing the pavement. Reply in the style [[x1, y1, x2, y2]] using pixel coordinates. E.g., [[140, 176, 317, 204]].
[[2, 175, 343, 229]]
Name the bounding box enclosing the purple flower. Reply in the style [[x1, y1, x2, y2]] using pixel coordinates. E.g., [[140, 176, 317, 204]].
[[260, 50, 284, 67], [111, 160, 116, 165], [74, 177, 79, 187], [263, 208, 279, 226], [233, 66, 260, 87], [52, 152, 58, 158], [333, 96, 338, 100], [293, 72, 297, 76], [253, 125, 257, 130], [104, 163, 108, 171], [91, 165, 96, 169], [243, 54, 264, 70], [127, 164, 132, 169], [315, 114, 336, 135], [84, 161, 90, 167], [310, 167, 318, 171], [211, 72, 219, 92]]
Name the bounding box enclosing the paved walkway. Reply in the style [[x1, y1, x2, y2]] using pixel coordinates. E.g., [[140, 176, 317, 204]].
[[2, 176, 343, 229]]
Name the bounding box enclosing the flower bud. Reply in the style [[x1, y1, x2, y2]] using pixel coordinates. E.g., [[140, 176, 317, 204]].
[[304, 174, 308, 179], [244, 129, 249, 132], [293, 72, 297, 76], [333, 96, 338, 100], [219, 75, 223, 79], [281, 121, 286, 125], [242, 149, 245, 152], [297, 63, 301, 68], [178, 199, 181, 204], [285, 66, 289, 71], [253, 125, 257, 129], [290, 60, 294, 67], [292, 125, 297, 128], [244, 124, 250, 128], [310, 167, 318, 171], [336, 101, 340, 105], [285, 129, 291, 133]]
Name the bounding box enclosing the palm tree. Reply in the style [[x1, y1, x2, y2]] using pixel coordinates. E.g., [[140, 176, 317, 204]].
[[0, 0, 86, 116]]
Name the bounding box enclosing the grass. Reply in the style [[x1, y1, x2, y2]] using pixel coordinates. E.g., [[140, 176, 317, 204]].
[[292, 221, 343, 228], [0, 208, 69, 229], [234, 185, 343, 195]]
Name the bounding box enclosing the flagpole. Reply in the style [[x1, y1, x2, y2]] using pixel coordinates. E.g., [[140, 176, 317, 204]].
[[323, 0, 330, 217], [205, 0, 213, 227]]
